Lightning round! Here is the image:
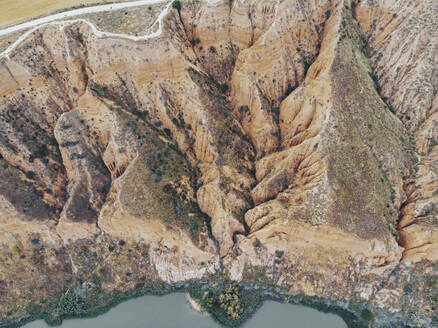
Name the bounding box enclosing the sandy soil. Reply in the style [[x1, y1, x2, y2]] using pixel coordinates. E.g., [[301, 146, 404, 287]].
[[0, 0, 135, 29]]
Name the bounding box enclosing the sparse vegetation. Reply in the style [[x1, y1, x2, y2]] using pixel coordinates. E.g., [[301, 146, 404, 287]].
[[114, 109, 209, 244]]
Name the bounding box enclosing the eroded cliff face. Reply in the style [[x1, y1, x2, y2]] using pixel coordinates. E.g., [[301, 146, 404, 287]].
[[0, 0, 437, 327]]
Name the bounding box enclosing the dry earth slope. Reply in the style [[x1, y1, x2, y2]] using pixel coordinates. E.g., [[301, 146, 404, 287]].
[[0, 0, 437, 327]]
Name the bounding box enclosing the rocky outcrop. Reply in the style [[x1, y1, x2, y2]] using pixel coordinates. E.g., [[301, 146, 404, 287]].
[[0, 0, 437, 327]]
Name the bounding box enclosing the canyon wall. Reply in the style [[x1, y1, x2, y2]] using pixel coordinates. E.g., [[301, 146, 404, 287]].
[[0, 0, 437, 326]]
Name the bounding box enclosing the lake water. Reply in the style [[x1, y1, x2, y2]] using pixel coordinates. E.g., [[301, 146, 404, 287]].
[[23, 293, 347, 328]]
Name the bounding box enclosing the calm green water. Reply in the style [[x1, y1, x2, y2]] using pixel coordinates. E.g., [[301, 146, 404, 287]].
[[23, 293, 347, 328]]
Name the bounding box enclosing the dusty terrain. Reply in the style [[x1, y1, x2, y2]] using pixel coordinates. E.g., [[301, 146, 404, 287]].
[[0, 1, 166, 53], [0, 0, 135, 29], [0, 0, 437, 327]]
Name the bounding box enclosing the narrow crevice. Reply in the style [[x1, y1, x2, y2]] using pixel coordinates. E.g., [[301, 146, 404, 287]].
[[39, 39, 74, 112], [172, 0, 199, 67], [4, 64, 19, 86], [65, 25, 94, 99], [247, 4, 255, 48]]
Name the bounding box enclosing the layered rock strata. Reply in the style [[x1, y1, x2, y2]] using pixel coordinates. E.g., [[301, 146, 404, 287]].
[[0, 0, 437, 327]]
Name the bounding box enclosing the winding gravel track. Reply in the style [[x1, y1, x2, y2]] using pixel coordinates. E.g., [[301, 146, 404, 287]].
[[0, 0, 220, 58]]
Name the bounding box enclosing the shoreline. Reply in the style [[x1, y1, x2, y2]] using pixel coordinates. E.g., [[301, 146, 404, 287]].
[[0, 279, 371, 328], [185, 292, 211, 316], [185, 292, 202, 313]]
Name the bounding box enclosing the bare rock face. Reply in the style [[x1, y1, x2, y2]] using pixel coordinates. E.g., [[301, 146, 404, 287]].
[[0, 0, 437, 327]]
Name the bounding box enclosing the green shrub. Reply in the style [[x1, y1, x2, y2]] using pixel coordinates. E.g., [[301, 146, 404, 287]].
[[172, 0, 181, 10], [218, 83, 229, 93], [30, 144, 49, 160], [218, 284, 243, 320], [238, 106, 249, 113], [58, 289, 86, 317], [25, 171, 36, 179], [197, 283, 260, 327], [191, 38, 201, 46], [361, 309, 374, 321], [90, 84, 106, 97], [285, 82, 298, 96]]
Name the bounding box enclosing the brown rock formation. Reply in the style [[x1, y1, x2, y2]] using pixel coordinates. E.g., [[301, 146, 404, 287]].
[[0, 0, 437, 327]]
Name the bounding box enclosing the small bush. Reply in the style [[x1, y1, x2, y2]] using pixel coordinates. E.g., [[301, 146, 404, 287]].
[[218, 83, 229, 93], [132, 109, 149, 120], [90, 84, 106, 97], [238, 106, 250, 113], [70, 153, 86, 160], [163, 128, 172, 137], [275, 250, 284, 258], [361, 309, 374, 321], [368, 72, 381, 93], [30, 238, 40, 245], [60, 141, 79, 148], [191, 38, 201, 46], [285, 82, 298, 96], [30, 144, 49, 160], [25, 171, 36, 179], [58, 289, 86, 317], [172, 0, 181, 10], [218, 284, 243, 320]]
